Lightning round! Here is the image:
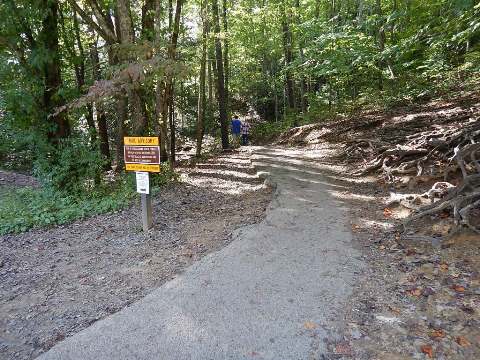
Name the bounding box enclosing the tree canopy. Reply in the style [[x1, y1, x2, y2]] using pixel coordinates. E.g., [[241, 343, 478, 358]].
[[1, 0, 479, 179]]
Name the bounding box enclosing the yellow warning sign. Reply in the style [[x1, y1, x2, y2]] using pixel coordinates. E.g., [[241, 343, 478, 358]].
[[125, 164, 161, 172], [124, 137, 159, 146]]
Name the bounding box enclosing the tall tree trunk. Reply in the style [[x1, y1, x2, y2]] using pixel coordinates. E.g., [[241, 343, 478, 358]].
[[208, 51, 214, 102], [91, 42, 111, 169], [169, 90, 176, 165], [281, 0, 295, 115], [115, 92, 127, 171], [116, 0, 148, 135], [142, 0, 155, 41], [196, 0, 208, 157], [108, 47, 127, 172], [212, 0, 229, 149], [295, 0, 308, 113], [154, 0, 168, 160], [376, 0, 385, 90], [222, 0, 229, 118], [357, 0, 364, 28], [60, 7, 95, 143], [162, 0, 183, 165], [40, 0, 70, 142], [154, 0, 183, 163], [156, 81, 170, 161], [73, 11, 97, 144]]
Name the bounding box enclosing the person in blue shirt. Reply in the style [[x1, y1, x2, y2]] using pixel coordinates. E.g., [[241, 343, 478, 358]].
[[231, 115, 242, 147]]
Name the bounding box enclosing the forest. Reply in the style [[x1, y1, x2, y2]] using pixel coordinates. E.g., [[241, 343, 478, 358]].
[[0, 0, 479, 233]]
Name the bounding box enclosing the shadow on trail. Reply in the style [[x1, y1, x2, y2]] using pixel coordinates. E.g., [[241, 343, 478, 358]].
[[253, 146, 392, 234]]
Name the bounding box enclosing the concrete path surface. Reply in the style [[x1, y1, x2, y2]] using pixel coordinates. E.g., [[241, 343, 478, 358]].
[[39, 147, 363, 360]]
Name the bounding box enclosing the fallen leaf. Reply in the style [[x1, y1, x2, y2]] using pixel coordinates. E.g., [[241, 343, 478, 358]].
[[388, 305, 401, 315], [439, 263, 449, 272], [384, 208, 393, 218], [406, 248, 416, 256], [408, 288, 422, 297], [430, 329, 445, 339], [423, 287, 436, 297], [460, 305, 475, 314], [420, 345, 433, 358], [456, 336, 471, 347], [351, 224, 360, 232], [439, 211, 450, 219], [335, 342, 352, 356], [452, 284, 465, 293], [303, 321, 317, 330]]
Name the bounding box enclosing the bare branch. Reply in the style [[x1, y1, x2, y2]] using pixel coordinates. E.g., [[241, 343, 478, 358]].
[[66, 0, 117, 44]]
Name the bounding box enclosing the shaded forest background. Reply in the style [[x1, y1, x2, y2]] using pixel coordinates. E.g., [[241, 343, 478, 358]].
[[0, 0, 479, 233]]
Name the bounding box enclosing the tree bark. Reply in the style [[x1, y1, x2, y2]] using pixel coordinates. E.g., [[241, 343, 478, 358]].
[[60, 7, 96, 143], [154, 0, 184, 164], [153, 0, 169, 160], [295, 0, 308, 113], [91, 43, 111, 168], [163, 0, 184, 165], [212, 0, 229, 149], [116, 0, 149, 135], [281, 0, 295, 114], [40, 0, 70, 142], [169, 90, 176, 165], [376, 0, 385, 90], [115, 92, 127, 171], [142, 0, 155, 41], [222, 0, 229, 118], [196, 0, 208, 157]]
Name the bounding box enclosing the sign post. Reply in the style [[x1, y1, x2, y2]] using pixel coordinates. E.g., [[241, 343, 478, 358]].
[[124, 137, 161, 232], [136, 172, 152, 232]]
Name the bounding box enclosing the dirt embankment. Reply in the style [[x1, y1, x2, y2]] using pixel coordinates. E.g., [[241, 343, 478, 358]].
[[0, 151, 273, 360], [276, 93, 480, 359]]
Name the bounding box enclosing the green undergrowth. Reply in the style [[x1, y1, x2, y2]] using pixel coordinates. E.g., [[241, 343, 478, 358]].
[[0, 168, 178, 235]]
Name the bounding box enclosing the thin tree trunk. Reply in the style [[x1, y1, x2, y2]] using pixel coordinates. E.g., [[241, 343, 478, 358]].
[[376, 0, 385, 90], [212, 0, 229, 149], [207, 44, 215, 130], [295, 0, 307, 113], [169, 90, 176, 165], [91, 42, 111, 168], [281, 0, 295, 114], [41, 0, 70, 142], [162, 0, 184, 165], [142, 0, 155, 40], [222, 0, 229, 118], [61, 7, 96, 143], [154, 0, 168, 160], [208, 52, 214, 102], [196, 0, 208, 157], [357, 0, 364, 28], [115, 93, 127, 171], [156, 81, 170, 160], [116, 0, 148, 135]]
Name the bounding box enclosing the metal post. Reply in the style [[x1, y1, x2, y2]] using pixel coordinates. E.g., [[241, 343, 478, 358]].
[[141, 193, 153, 232]]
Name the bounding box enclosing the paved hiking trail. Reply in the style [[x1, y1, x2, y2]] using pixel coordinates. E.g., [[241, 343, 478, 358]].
[[39, 147, 363, 360]]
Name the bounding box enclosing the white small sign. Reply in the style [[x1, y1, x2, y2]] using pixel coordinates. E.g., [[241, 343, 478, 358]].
[[136, 172, 150, 194]]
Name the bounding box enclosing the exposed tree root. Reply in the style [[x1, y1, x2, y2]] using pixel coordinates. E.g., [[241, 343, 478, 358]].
[[343, 104, 480, 233]]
